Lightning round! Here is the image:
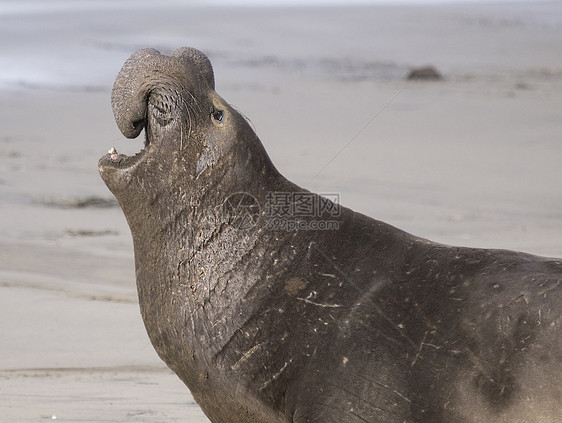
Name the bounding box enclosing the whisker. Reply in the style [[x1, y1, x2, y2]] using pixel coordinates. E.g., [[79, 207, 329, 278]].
[[177, 94, 195, 150]]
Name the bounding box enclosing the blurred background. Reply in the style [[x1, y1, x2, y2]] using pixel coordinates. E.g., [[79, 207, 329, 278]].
[[1, 0, 561, 421]]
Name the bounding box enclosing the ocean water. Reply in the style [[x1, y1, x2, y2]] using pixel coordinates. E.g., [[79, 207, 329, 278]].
[[0, 0, 560, 91]]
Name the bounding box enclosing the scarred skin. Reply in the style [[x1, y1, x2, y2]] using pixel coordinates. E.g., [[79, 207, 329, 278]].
[[99, 48, 562, 423]]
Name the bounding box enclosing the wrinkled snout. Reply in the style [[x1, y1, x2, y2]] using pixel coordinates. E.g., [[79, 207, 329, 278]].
[[111, 47, 215, 139]]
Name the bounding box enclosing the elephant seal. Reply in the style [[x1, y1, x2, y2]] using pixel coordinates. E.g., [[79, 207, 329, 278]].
[[99, 48, 562, 423]]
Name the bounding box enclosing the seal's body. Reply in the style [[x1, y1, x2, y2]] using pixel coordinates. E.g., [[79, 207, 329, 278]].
[[99, 48, 562, 423]]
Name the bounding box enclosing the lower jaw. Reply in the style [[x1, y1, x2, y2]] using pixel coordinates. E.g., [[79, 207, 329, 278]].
[[98, 131, 153, 170], [98, 146, 150, 196], [99, 149, 145, 169], [100, 115, 154, 172]]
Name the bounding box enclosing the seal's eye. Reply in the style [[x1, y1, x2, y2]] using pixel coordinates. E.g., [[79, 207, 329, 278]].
[[211, 107, 224, 123]]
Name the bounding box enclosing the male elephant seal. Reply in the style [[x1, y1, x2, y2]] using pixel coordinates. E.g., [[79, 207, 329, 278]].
[[99, 48, 562, 423]]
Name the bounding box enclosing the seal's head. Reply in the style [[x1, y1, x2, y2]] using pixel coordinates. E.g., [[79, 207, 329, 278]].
[[99, 47, 269, 216]]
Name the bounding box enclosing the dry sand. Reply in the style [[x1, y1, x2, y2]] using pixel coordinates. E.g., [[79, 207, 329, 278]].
[[1, 2, 561, 422]]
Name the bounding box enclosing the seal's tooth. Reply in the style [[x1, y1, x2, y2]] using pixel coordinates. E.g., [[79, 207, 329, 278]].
[[108, 147, 117, 155]]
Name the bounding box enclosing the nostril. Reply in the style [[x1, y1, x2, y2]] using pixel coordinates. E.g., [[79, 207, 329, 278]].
[[120, 118, 147, 139], [132, 118, 147, 131]]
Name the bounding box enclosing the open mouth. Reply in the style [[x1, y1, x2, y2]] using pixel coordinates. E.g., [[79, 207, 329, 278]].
[[99, 115, 151, 171], [99, 93, 175, 174]]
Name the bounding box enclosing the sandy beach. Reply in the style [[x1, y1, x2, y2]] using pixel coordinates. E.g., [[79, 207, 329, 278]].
[[1, 1, 561, 421]]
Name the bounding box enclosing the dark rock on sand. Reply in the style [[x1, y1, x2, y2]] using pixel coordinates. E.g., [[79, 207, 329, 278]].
[[407, 66, 443, 81]]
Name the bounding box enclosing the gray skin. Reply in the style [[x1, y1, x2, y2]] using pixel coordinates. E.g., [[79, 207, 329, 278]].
[[99, 48, 562, 423]]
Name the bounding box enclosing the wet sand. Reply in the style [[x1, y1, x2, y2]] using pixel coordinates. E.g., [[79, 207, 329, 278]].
[[1, 2, 561, 421]]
